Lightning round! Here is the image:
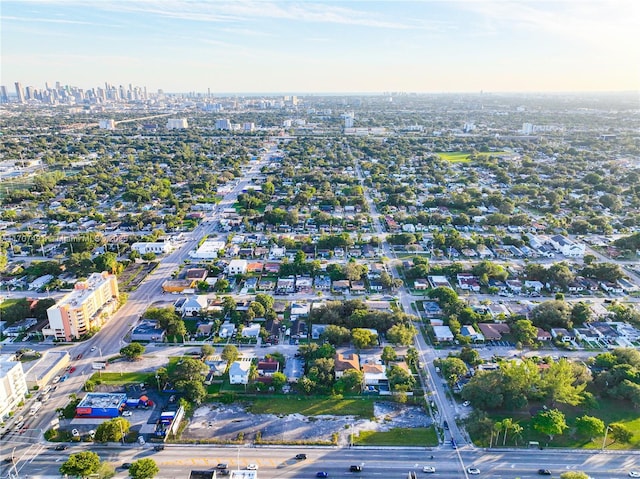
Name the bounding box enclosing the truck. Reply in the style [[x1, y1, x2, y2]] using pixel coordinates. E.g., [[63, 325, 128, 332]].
[[92, 361, 108, 370], [29, 401, 42, 416]]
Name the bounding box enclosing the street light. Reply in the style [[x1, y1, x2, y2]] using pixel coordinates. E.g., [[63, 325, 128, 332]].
[[602, 425, 612, 450]]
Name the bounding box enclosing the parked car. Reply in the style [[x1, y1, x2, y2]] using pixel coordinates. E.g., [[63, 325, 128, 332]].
[[295, 454, 307, 460], [216, 464, 228, 470], [71, 429, 80, 437], [69, 367, 76, 373], [467, 467, 480, 475], [628, 473, 640, 478], [122, 411, 133, 417], [422, 466, 436, 473], [462, 401, 470, 407], [153, 445, 164, 451], [246, 464, 258, 470]]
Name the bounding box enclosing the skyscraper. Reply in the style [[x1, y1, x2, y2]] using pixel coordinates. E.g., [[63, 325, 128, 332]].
[[14, 82, 25, 103]]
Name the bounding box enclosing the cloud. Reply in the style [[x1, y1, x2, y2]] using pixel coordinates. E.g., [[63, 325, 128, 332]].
[[2, 14, 98, 25]]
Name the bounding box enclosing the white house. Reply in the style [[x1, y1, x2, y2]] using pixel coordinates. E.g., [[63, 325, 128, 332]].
[[28, 275, 53, 291], [524, 280, 544, 292], [229, 361, 251, 385], [549, 235, 585, 258], [433, 325, 454, 342], [219, 322, 236, 338], [228, 259, 248, 276], [242, 323, 261, 338], [177, 296, 208, 317], [131, 241, 173, 255]]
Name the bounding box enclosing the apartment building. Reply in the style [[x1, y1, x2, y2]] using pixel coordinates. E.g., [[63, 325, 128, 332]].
[[45, 272, 119, 341], [0, 355, 28, 418]]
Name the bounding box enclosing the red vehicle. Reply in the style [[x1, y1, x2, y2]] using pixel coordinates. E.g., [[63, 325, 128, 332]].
[[75, 353, 83, 360], [69, 367, 76, 373]]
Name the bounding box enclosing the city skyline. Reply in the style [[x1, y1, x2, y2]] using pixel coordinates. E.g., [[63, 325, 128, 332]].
[[2, 0, 639, 94]]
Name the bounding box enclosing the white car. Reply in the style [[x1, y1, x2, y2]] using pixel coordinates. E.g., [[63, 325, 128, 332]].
[[71, 429, 80, 437], [629, 472, 640, 478], [122, 411, 133, 417], [246, 464, 258, 470], [467, 467, 480, 475], [462, 401, 471, 407], [90, 347, 97, 352], [422, 466, 436, 473]]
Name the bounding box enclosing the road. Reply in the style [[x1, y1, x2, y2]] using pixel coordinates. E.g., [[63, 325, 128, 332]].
[[4, 444, 638, 479]]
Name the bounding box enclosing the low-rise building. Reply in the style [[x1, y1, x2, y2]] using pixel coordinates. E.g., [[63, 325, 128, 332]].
[[130, 320, 165, 342]]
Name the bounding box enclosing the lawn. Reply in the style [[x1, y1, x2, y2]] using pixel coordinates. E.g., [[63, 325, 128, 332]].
[[436, 151, 509, 163], [248, 397, 375, 418], [482, 397, 640, 450], [354, 427, 437, 446], [90, 371, 153, 385]]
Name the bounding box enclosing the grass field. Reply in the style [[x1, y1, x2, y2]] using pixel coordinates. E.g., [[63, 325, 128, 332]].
[[436, 151, 509, 163], [483, 397, 640, 450], [90, 371, 153, 385], [354, 427, 437, 446], [248, 397, 375, 418]]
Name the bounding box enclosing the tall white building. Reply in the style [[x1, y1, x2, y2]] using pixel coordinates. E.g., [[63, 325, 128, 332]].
[[215, 118, 232, 130], [243, 122, 255, 132], [0, 355, 28, 418], [167, 118, 188, 129], [99, 119, 116, 130], [344, 112, 355, 129]]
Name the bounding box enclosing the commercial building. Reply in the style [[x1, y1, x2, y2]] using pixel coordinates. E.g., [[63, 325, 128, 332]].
[[190, 240, 226, 259], [98, 119, 116, 130], [130, 320, 166, 342], [131, 241, 173, 255], [0, 355, 28, 418], [24, 351, 70, 389], [167, 118, 188, 129], [76, 392, 127, 418], [45, 272, 119, 341]]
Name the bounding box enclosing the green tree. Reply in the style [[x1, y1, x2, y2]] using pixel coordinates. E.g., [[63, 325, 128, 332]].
[[221, 344, 240, 370], [559, 472, 590, 479], [129, 458, 159, 479], [59, 451, 101, 478], [381, 345, 397, 365], [215, 278, 230, 292], [439, 357, 468, 386], [120, 343, 145, 360], [334, 369, 364, 394], [542, 359, 586, 406], [511, 319, 538, 346], [201, 344, 215, 359], [575, 415, 605, 441], [271, 372, 287, 391], [405, 347, 419, 368], [174, 357, 208, 382], [387, 364, 416, 392], [609, 423, 633, 444], [459, 346, 482, 366], [176, 379, 207, 404], [94, 417, 130, 443], [532, 408, 568, 440], [351, 328, 378, 350], [530, 300, 573, 330], [386, 323, 417, 346], [319, 324, 351, 345], [254, 293, 274, 310], [571, 302, 592, 325]]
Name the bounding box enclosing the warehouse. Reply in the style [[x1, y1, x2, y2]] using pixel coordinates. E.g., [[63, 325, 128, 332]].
[[76, 392, 127, 418]]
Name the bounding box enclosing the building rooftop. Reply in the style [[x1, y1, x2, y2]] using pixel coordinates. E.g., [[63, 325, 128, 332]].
[[77, 392, 127, 409], [25, 351, 69, 382], [53, 272, 114, 309]]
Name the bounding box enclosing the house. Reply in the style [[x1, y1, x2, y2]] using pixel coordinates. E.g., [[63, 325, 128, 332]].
[[362, 362, 387, 386], [350, 281, 366, 295], [130, 320, 165, 342], [257, 358, 279, 376], [477, 323, 510, 341], [311, 324, 328, 340], [457, 274, 481, 292], [229, 361, 251, 385], [290, 302, 310, 317], [247, 262, 264, 273], [461, 325, 484, 342], [335, 353, 360, 378], [476, 245, 495, 258], [289, 319, 307, 339], [269, 246, 286, 259], [536, 328, 552, 341], [549, 235, 585, 257], [506, 280, 523, 293], [228, 259, 248, 276], [524, 280, 544, 292], [428, 275, 452, 289], [218, 321, 236, 338], [264, 262, 280, 274], [295, 276, 313, 293], [242, 323, 261, 339], [551, 328, 574, 342], [422, 301, 443, 317], [263, 318, 281, 344], [314, 275, 331, 291], [414, 279, 429, 290], [185, 268, 208, 282], [432, 325, 454, 342], [332, 279, 351, 293], [175, 295, 208, 317], [600, 282, 624, 295], [276, 277, 295, 294]]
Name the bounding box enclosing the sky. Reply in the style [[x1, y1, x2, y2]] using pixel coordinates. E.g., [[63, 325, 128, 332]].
[[2, 0, 639, 94]]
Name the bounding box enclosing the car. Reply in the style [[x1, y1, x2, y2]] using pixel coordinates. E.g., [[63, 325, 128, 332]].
[[90, 347, 97, 352], [629, 473, 640, 478], [246, 464, 258, 470], [295, 454, 307, 460], [218, 470, 230, 476], [52, 376, 61, 384], [467, 467, 480, 475], [462, 401, 470, 407], [153, 445, 164, 451], [71, 429, 80, 437], [451, 439, 457, 449], [121, 463, 132, 469], [316, 473, 329, 478], [422, 466, 436, 473], [216, 464, 229, 470], [443, 420, 449, 430], [3, 457, 14, 463], [59, 374, 68, 382], [54, 444, 69, 451], [538, 470, 552, 476], [76, 353, 83, 360], [122, 411, 133, 417], [349, 465, 363, 472], [69, 367, 76, 374]]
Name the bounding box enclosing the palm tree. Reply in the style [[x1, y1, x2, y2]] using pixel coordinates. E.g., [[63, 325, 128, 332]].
[[490, 421, 502, 448], [502, 418, 513, 446], [511, 423, 524, 446]]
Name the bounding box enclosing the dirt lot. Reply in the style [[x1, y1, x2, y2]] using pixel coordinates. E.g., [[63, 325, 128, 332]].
[[186, 401, 431, 445]]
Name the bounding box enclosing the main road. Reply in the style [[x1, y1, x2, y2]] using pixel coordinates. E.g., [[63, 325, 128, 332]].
[[5, 443, 637, 479]]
